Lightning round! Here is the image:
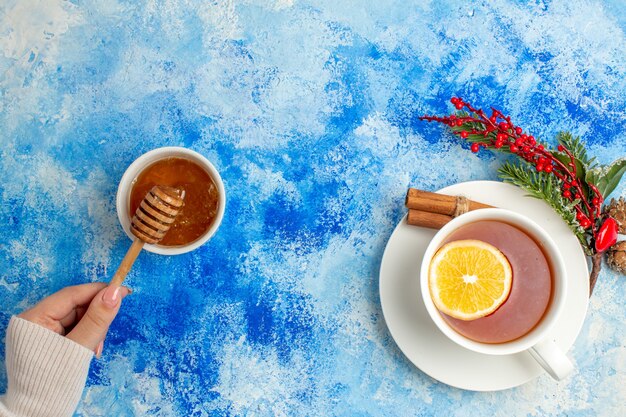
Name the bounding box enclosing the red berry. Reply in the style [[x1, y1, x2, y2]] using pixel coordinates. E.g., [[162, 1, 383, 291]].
[[563, 183, 571, 189], [471, 143, 480, 153], [461, 131, 469, 138], [490, 116, 497, 123], [537, 144, 544, 151], [456, 119, 464, 127], [563, 190, 572, 198], [451, 97, 459, 104], [570, 179, 577, 186], [515, 127, 523, 135], [515, 138, 525, 146], [592, 197, 600, 206], [536, 164, 544, 172], [509, 144, 519, 153], [455, 102, 464, 110], [544, 164, 553, 173], [581, 219, 591, 229], [497, 133, 507, 141], [557, 145, 565, 152], [576, 212, 584, 220], [595, 217, 619, 253], [499, 121, 510, 130], [528, 137, 536, 146], [522, 146, 531, 153], [575, 193, 581, 199], [494, 141, 503, 149]]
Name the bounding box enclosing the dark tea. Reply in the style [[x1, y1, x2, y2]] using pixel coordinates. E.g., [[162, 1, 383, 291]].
[[439, 220, 552, 344], [129, 157, 220, 246]]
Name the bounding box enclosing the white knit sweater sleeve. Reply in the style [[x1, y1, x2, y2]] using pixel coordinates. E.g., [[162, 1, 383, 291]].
[[0, 316, 93, 417]]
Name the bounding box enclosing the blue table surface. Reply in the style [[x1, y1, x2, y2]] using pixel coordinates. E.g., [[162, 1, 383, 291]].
[[1, 1, 625, 416]]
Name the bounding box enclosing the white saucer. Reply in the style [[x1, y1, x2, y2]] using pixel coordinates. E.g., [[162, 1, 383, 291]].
[[379, 181, 589, 391]]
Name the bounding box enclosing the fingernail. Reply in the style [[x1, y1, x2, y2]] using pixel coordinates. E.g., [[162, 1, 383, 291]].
[[123, 286, 133, 296], [95, 340, 104, 359], [102, 286, 121, 308]]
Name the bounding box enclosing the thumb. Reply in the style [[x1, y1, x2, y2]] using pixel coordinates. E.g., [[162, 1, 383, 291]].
[[66, 285, 130, 351]]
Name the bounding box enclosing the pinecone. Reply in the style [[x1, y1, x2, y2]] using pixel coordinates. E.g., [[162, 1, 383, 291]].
[[607, 241, 626, 274], [605, 197, 626, 234]]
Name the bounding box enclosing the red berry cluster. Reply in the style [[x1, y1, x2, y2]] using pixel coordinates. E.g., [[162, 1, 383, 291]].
[[420, 97, 609, 245]]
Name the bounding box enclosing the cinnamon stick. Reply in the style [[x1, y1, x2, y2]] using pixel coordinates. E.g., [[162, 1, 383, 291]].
[[405, 188, 493, 216], [405, 188, 494, 228], [407, 209, 453, 229]]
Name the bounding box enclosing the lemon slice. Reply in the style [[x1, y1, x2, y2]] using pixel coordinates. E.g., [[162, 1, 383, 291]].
[[428, 239, 512, 321]]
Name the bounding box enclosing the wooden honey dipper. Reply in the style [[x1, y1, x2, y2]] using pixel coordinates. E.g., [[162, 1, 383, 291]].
[[109, 186, 185, 287]]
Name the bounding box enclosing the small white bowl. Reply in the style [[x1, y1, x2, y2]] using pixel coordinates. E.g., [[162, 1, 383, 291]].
[[116, 147, 225, 255]]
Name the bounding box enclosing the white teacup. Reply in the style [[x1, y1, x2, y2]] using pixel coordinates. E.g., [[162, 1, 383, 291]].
[[420, 208, 574, 380], [116, 147, 225, 256]]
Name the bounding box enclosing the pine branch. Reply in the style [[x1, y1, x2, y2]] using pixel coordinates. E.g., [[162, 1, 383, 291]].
[[556, 132, 593, 166], [498, 162, 592, 255], [420, 97, 625, 295]]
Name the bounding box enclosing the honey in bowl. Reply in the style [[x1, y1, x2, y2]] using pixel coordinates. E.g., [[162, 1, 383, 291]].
[[129, 157, 220, 246]]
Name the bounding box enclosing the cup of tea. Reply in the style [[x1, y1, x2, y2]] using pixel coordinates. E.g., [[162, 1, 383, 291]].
[[116, 147, 225, 255], [420, 208, 573, 380]]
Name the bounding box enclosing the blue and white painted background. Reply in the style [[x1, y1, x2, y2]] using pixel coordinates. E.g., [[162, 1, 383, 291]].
[[1, 1, 625, 415]]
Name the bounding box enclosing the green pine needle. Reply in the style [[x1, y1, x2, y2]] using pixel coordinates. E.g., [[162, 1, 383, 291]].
[[556, 132, 592, 166], [498, 162, 592, 255]]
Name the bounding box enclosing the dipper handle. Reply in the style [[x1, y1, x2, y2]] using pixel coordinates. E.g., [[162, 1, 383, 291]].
[[109, 186, 185, 287]]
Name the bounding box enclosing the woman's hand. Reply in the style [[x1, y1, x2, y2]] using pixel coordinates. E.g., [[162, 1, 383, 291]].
[[18, 283, 130, 358]]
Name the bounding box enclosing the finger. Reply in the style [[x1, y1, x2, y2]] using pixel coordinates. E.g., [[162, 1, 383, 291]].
[[95, 340, 104, 359], [59, 305, 87, 335], [58, 289, 127, 330], [75, 305, 87, 323], [59, 309, 78, 330], [66, 286, 130, 351], [49, 287, 128, 334], [27, 283, 108, 320]]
